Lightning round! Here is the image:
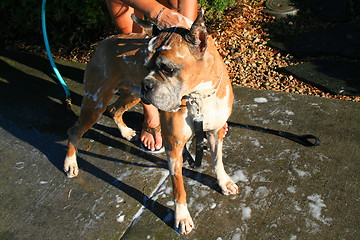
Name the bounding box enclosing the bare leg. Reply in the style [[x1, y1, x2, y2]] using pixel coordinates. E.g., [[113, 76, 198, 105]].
[[160, 0, 198, 21], [139, 0, 197, 151], [222, 122, 229, 138], [141, 103, 163, 151], [105, 0, 143, 33]]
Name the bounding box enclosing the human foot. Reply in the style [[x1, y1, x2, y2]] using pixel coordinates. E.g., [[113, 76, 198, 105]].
[[141, 122, 163, 151], [140, 104, 163, 151]]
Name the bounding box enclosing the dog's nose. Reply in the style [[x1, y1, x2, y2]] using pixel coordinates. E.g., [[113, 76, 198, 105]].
[[142, 78, 155, 92]]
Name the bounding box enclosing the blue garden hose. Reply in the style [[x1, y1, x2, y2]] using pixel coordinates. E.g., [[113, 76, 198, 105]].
[[41, 0, 72, 108]]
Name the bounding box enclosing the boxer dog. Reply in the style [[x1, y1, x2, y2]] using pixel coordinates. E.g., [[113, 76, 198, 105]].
[[64, 10, 238, 234]]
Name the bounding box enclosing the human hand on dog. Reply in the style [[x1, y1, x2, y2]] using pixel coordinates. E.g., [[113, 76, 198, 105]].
[[152, 7, 192, 30], [117, 0, 193, 30]]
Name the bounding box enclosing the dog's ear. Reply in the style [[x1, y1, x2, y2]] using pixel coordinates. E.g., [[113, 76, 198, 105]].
[[131, 14, 160, 36], [185, 9, 208, 60]]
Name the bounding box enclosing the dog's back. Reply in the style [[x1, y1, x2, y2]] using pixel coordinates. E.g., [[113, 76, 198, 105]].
[[84, 34, 150, 94]]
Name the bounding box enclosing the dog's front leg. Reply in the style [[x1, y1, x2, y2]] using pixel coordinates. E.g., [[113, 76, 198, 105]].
[[161, 112, 194, 235], [207, 128, 239, 195], [168, 142, 194, 234], [108, 90, 141, 141]]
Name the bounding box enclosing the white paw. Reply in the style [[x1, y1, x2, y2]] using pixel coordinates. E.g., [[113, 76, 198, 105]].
[[64, 155, 79, 178], [219, 179, 239, 195], [175, 203, 194, 235], [119, 126, 137, 141]]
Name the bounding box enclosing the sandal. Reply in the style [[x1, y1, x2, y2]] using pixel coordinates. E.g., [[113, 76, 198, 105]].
[[141, 122, 164, 153]]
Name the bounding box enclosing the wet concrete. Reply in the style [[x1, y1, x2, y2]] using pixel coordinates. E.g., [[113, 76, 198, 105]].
[[266, 2, 360, 97], [283, 60, 360, 96], [1, 50, 359, 239]]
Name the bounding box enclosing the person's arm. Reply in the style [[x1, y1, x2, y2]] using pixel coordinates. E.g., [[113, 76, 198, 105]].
[[121, 0, 193, 29]]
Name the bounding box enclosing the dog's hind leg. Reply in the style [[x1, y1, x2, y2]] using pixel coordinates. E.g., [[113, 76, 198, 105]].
[[64, 88, 115, 178], [206, 128, 239, 195]]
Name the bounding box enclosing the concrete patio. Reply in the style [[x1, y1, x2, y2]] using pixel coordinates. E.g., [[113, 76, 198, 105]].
[[0, 50, 359, 239]]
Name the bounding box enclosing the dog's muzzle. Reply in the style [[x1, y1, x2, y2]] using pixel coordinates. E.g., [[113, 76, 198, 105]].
[[141, 76, 182, 112], [141, 77, 155, 105]]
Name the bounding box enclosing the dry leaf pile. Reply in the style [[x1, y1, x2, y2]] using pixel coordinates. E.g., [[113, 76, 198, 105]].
[[207, 3, 359, 102]]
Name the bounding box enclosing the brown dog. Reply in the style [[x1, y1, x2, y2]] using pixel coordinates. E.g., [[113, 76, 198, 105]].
[[64, 11, 238, 234]]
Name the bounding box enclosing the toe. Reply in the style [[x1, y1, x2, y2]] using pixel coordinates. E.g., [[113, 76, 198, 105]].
[[140, 131, 154, 150], [177, 220, 194, 235], [64, 155, 78, 178], [154, 132, 163, 151], [65, 165, 78, 178], [226, 181, 239, 195]]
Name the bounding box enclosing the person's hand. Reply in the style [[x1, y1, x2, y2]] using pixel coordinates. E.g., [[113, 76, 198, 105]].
[[152, 7, 192, 30]]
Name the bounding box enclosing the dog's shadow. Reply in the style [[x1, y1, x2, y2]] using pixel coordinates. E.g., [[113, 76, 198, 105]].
[[75, 152, 176, 228], [77, 111, 221, 230]]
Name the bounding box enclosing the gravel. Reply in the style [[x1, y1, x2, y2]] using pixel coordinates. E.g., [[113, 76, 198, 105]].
[[207, 2, 359, 102]]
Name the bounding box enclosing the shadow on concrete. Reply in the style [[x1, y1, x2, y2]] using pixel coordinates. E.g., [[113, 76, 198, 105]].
[[0, 49, 85, 84], [82, 124, 222, 192], [75, 153, 177, 229], [0, 49, 223, 231], [0, 54, 77, 135], [262, 0, 360, 96]]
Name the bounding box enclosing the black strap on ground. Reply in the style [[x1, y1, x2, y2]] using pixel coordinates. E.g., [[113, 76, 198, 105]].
[[228, 122, 321, 147], [183, 120, 320, 168], [183, 118, 204, 168]]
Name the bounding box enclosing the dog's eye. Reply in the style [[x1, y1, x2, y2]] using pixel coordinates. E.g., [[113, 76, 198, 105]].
[[160, 65, 175, 77]]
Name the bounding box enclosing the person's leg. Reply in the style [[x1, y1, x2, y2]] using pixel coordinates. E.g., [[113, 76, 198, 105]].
[[161, 0, 198, 21], [178, 0, 198, 21], [106, 0, 162, 151], [141, 104, 162, 151], [105, 0, 143, 33]]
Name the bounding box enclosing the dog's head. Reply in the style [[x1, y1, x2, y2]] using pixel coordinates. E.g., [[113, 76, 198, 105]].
[[133, 11, 209, 112]]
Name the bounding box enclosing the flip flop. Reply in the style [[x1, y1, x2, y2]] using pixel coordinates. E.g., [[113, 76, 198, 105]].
[[140, 122, 165, 154], [140, 143, 165, 153]]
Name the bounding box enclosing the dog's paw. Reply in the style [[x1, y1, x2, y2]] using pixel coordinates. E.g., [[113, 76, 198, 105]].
[[120, 126, 137, 141], [175, 204, 194, 235], [64, 155, 79, 178], [219, 180, 239, 195]]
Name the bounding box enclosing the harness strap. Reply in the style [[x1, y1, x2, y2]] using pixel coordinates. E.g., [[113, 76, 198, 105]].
[[193, 119, 205, 167], [182, 119, 205, 168], [182, 96, 205, 168], [183, 118, 204, 168], [228, 122, 321, 147]]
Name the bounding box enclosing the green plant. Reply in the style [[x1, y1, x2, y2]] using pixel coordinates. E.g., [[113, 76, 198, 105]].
[[1, 0, 112, 47], [199, 0, 236, 20], [0, 0, 236, 48]]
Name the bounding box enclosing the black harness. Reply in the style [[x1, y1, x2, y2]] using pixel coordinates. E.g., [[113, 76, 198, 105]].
[[183, 117, 204, 168]]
